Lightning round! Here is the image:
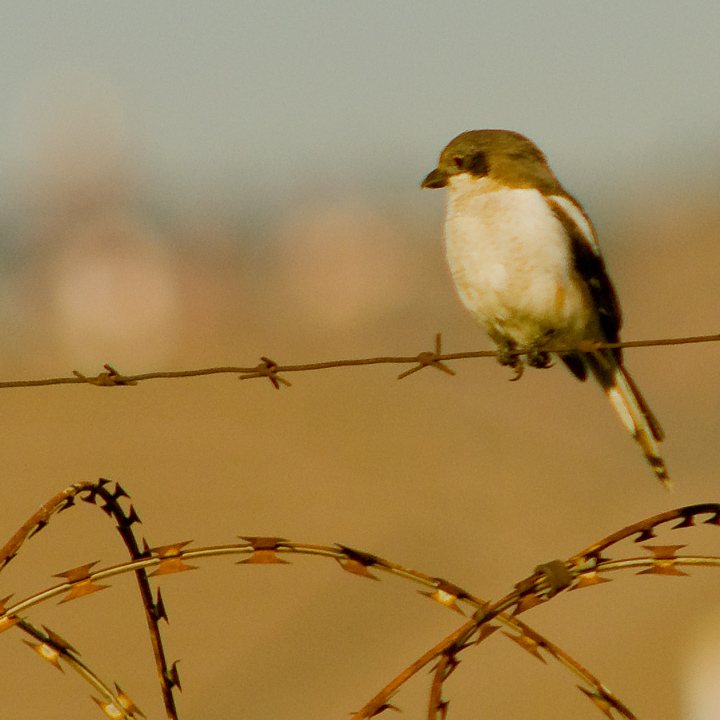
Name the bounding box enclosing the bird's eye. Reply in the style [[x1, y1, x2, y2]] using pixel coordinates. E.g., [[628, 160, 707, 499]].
[[452, 156, 463, 170]]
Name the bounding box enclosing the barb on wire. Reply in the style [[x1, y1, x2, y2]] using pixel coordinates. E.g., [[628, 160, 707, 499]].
[[0, 332, 718, 391], [18, 619, 143, 719], [397, 334, 456, 380], [238, 357, 292, 388], [428, 651, 457, 720], [73, 365, 138, 387]]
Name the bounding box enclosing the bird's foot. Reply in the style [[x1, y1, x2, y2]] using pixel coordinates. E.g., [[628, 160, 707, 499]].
[[527, 349, 554, 369], [496, 346, 524, 381]]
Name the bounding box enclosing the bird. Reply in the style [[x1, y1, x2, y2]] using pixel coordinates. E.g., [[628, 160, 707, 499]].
[[421, 129, 669, 487]]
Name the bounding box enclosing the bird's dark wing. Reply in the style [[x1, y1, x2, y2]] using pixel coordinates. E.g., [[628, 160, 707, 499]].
[[547, 195, 622, 344], [546, 194, 623, 379]]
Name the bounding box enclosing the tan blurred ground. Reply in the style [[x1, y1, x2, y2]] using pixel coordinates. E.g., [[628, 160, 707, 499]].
[[0, 162, 719, 720]]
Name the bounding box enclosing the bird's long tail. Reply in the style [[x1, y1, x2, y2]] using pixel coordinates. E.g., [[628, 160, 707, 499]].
[[586, 350, 670, 488]]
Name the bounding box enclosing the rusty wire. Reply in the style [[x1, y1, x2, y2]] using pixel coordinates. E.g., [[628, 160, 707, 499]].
[[353, 502, 720, 720], [0, 479, 177, 720], [0, 487, 613, 720], [0, 332, 718, 391], [3, 480, 720, 719]]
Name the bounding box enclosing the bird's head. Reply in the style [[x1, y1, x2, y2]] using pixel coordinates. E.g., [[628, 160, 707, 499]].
[[421, 129, 559, 193]]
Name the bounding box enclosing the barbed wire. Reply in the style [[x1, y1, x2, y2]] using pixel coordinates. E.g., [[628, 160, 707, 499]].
[[354, 502, 720, 719], [1, 332, 718, 391], [0, 479, 178, 720], [5, 480, 720, 719], [1, 479, 618, 716]]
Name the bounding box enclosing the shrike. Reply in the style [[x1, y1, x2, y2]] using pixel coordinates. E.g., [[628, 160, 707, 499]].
[[422, 129, 668, 487]]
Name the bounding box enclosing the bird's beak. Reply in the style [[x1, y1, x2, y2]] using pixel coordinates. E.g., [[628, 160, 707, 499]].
[[421, 167, 447, 189]]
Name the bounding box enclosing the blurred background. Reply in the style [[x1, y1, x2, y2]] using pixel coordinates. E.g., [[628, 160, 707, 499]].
[[0, 2, 719, 718]]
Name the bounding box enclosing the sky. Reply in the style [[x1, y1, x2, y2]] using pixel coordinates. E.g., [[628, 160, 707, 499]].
[[0, 2, 719, 206]]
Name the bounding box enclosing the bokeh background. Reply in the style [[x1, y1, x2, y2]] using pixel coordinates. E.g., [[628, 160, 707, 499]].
[[0, 3, 719, 718]]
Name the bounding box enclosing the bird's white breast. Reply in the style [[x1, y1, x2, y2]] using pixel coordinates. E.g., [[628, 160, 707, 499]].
[[444, 176, 590, 348]]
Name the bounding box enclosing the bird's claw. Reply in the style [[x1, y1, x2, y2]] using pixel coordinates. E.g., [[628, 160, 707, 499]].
[[509, 362, 524, 381], [527, 349, 554, 369], [496, 344, 553, 379], [496, 347, 525, 381]]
